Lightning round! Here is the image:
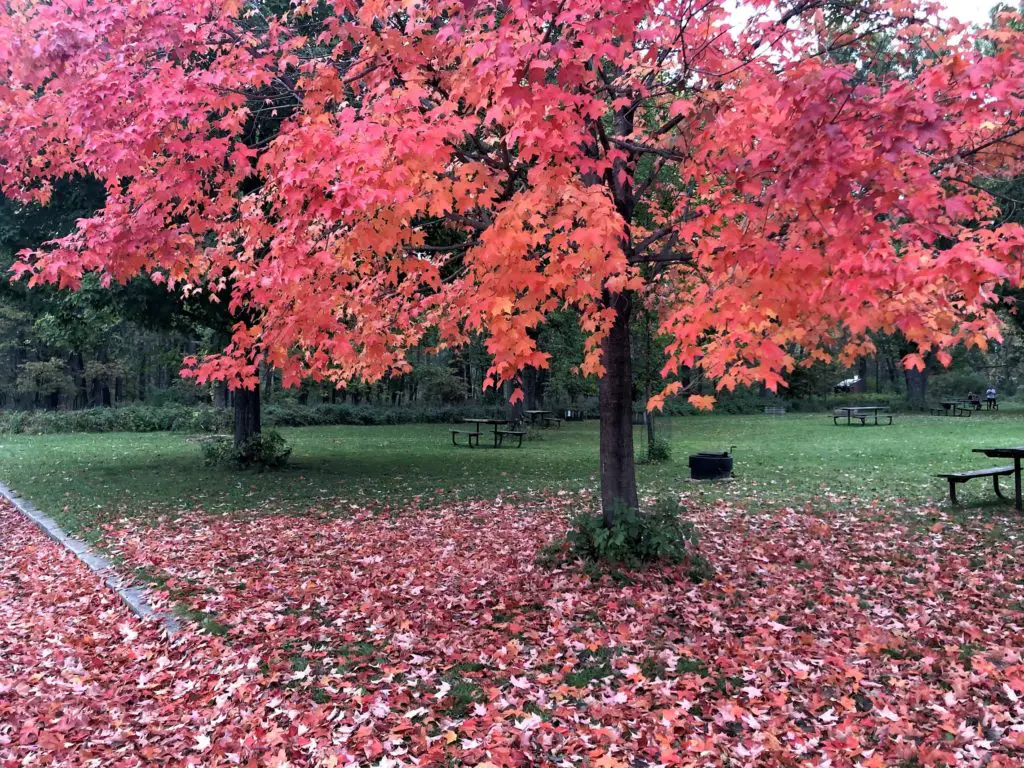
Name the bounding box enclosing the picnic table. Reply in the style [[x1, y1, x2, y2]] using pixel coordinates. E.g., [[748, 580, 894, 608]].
[[972, 446, 1024, 511], [451, 418, 524, 448], [524, 409, 561, 429], [934, 399, 973, 417], [932, 398, 984, 417], [832, 405, 893, 426]]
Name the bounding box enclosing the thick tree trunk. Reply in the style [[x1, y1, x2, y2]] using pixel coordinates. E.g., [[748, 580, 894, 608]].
[[233, 384, 261, 447], [599, 292, 639, 524], [643, 299, 656, 456]]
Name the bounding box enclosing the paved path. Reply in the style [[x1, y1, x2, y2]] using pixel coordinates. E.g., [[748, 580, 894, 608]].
[[0, 499, 325, 765], [0, 481, 178, 633]]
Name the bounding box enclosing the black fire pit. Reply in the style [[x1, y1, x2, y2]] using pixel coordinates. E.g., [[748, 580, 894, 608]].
[[688, 448, 734, 480]]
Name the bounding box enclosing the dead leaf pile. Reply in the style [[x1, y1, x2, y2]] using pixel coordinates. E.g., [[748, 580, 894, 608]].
[[3, 496, 1024, 766]]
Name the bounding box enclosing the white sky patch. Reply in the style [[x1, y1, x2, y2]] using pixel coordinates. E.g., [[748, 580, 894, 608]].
[[941, 0, 1007, 26], [727, 0, 1009, 28]]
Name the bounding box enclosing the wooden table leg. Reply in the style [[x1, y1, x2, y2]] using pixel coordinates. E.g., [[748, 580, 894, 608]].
[[1015, 457, 1021, 511]]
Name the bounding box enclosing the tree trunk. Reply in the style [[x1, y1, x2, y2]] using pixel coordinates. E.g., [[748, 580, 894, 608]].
[[599, 292, 639, 524], [885, 355, 899, 389], [214, 381, 228, 408], [523, 366, 539, 410], [643, 298, 656, 456], [70, 352, 86, 409], [233, 384, 261, 447], [904, 364, 928, 406]]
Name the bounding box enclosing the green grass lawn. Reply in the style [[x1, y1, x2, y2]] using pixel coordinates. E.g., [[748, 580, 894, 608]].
[[2, 410, 1023, 539]]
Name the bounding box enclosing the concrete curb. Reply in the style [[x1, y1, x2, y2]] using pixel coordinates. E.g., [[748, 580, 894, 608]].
[[0, 480, 181, 634]]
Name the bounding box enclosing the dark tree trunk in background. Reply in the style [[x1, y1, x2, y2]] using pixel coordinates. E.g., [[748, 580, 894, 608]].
[[856, 357, 868, 393], [523, 366, 539, 410], [214, 381, 228, 408], [92, 376, 112, 407], [233, 384, 261, 447], [599, 292, 639, 524], [885, 355, 899, 390], [904, 364, 928, 406], [70, 352, 86, 409]]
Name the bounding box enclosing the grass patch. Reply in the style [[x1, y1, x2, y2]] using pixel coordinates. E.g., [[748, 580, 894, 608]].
[[171, 605, 230, 636], [442, 679, 486, 719], [564, 646, 616, 688], [675, 656, 709, 676], [2, 412, 1024, 537]]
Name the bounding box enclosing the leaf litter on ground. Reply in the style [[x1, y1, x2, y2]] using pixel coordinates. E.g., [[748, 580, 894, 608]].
[[2, 494, 1024, 766]]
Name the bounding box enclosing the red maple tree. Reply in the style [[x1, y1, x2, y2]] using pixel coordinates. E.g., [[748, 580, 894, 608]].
[[2, 0, 1024, 516]]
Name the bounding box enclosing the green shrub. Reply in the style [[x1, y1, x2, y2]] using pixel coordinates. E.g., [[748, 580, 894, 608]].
[[0, 402, 513, 434], [644, 437, 671, 462], [262, 402, 512, 427], [200, 436, 236, 465], [201, 430, 292, 470], [543, 497, 712, 578], [170, 407, 232, 433]]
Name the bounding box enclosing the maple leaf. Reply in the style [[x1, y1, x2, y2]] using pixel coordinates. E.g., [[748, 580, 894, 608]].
[[688, 395, 716, 411]]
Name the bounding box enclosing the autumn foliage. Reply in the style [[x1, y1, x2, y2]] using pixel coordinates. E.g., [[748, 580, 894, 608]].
[[5, 494, 1024, 765], [0, 0, 1021, 407]]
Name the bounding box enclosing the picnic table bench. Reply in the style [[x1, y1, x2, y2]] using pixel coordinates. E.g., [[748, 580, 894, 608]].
[[936, 466, 1013, 504], [450, 428, 481, 447], [832, 406, 892, 426], [451, 418, 523, 448], [495, 428, 526, 447], [971, 446, 1024, 511], [936, 446, 1024, 509]]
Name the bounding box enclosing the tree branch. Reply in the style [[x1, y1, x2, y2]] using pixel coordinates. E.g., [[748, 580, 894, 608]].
[[609, 138, 686, 161]]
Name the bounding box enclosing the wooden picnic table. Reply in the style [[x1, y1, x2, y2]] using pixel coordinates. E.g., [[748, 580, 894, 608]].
[[972, 446, 1024, 511], [452, 418, 525, 448], [462, 418, 507, 447], [832, 405, 892, 426], [934, 399, 981, 417], [938, 400, 972, 417], [524, 409, 551, 426], [524, 409, 561, 429]]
